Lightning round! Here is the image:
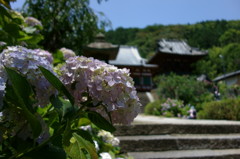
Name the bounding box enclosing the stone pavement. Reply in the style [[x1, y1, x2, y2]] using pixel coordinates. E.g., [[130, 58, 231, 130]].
[[133, 114, 240, 125]]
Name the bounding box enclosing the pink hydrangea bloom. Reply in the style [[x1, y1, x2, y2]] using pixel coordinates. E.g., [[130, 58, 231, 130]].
[[24, 17, 42, 27], [0, 46, 57, 107], [60, 56, 141, 125]]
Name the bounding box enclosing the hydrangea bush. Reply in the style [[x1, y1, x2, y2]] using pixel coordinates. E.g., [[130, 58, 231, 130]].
[[60, 56, 141, 125], [0, 46, 140, 159]]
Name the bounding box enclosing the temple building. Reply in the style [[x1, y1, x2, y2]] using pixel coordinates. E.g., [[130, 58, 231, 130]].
[[83, 33, 158, 92], [83, 33, 119, 63], [213, 70, 240, 86], [148, 39, 208, 75], [109, 46, 158, 92]]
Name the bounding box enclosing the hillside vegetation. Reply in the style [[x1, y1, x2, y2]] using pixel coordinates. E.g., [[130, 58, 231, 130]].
[[105, 20, 240, 79]]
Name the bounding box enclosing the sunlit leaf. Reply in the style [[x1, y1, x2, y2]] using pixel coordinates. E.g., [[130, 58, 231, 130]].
[[65, 133, 97, 159]]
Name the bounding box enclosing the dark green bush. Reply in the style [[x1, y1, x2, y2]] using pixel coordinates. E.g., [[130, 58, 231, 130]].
[[198, 98, 240, 120]]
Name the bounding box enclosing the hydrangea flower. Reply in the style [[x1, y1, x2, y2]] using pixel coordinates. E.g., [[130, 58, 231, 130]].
[[24, 17, 43, 27], [60, 56, 141, 124], [59, 47, 76, 60], [34, 49, 53, 64], [0, 46, 57, 107], [100, 152, 112, 159]]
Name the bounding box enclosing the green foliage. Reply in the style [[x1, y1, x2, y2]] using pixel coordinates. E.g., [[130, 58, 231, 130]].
[[0, 4, 43, 49], [144, 100, 163, 116], [219, 29, 240, 46], [5, 67, 42, 138], [198, 98, 240, 120], [22, 0, 108, 54], [65, 133, 98, 159], [106, 20, 240, 59], [0, 0, 16, 9], [218, 82, 240, 99], [144, 98, 190, 117], [155, 73, 214, 106], [87, 111, 116, 133], [194, 43, 240, 79]]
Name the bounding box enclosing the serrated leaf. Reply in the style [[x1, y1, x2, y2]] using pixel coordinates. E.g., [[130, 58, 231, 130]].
[[5, 67, 42, 138], [65, 133, 97, 159], [39, 66, 74, 106], [87, 111, 116, 133]]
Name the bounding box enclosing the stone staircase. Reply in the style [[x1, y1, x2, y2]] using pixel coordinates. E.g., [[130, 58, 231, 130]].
[[114, 115, 240, 159]]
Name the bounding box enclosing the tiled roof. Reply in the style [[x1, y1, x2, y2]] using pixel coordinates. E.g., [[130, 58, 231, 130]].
[[158, 39, 207, 55], [213, 70, 240, 82], [109, 46, 156, 67]]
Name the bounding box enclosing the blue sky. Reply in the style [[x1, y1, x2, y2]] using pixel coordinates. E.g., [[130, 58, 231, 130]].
[[11, 0, 240, 30]]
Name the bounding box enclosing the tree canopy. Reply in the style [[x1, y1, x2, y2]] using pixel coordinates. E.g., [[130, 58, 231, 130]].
[[23, 0, 108, 54]]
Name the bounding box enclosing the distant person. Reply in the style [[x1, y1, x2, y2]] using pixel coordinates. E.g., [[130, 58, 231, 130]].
[[188, 106, 197, 119]]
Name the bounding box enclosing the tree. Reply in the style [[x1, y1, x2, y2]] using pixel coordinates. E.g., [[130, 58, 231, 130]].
[[0, 1, 43, 50], [219, 29, 240, 46], [194, 43, 240, 79], [155, 73, 214, 106], [23, 0, 108, 54]]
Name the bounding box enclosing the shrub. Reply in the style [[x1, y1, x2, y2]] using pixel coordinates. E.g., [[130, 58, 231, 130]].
[[198, 98, 240, 120], [144, 98, 190, 118], [155, 73, 214, 106], [144, 100, 163, 116]]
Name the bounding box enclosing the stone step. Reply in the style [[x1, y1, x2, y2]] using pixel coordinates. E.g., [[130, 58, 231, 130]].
[[117, 134, 240, 152], [114, 115, 240, 136], [127, 149, 240, 159], [115, 124, 240, 136]]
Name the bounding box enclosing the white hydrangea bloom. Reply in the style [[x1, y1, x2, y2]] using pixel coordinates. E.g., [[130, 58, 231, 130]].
[[34, 49, 53, 64], [98, 130, 120, 147], [60, 56, 141, 124], [100, 152, 112, 159], [0, 46, 57, 107], [59, 47, 76, 60]]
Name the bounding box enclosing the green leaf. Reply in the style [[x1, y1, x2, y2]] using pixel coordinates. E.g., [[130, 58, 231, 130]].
[[3, 23, 22, 38], [78, 117, 91, 127], [5, 67, 42, 138], [65, 133, 98, 159], [62, 120, 72, 147], [76, 129, 94, 144], [0, 0, 11, 9], [87, 111, 116, 133], [39, 66, 74, 106], [0, 5, 12, 19]]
